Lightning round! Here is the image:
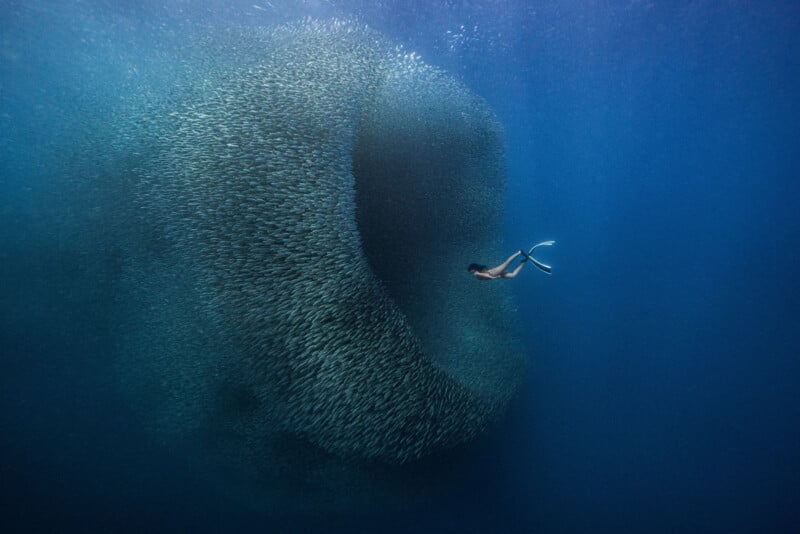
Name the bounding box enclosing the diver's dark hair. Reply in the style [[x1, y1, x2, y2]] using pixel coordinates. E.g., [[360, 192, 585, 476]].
[[468, 263, 488, 273]]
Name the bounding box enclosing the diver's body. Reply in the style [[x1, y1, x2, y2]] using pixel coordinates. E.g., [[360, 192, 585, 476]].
[[469, 251, 526, 280], [468, 241, 554, 280]]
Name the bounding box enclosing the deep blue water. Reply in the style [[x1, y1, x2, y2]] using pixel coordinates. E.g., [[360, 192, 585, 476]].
[[2, 1, 799, 532]]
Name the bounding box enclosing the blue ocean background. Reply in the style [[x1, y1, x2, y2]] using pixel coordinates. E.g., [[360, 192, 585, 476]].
[[1, 1, 799, 532]]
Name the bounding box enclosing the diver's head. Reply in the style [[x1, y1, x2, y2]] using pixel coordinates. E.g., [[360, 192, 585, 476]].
[[468, 263, 487, 273]]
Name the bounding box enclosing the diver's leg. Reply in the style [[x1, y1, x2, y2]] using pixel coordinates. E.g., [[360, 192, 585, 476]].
[[486, 251, 522, 276], [503, 262, 525, 279]]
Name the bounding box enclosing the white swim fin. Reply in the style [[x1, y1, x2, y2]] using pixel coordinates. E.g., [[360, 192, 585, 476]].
[[526, 240, 555, 274]]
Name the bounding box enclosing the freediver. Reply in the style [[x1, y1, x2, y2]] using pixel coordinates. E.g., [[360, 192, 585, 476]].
[[468, 241, 555, 280]]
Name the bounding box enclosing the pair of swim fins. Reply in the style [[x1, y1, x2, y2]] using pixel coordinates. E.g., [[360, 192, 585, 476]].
[[520, 240, 555, 274]]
